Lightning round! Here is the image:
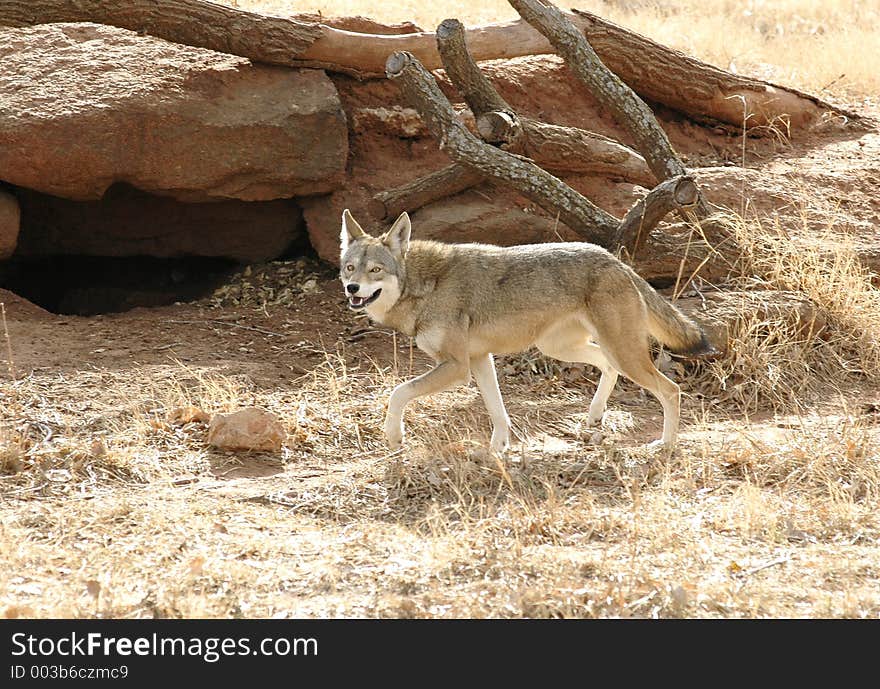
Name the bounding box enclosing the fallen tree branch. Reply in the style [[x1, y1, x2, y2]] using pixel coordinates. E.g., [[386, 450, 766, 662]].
[[613, 176, 700, 257], [0, 0, 324, 69], [569, 8, 842, 130], [370, 163, 485, 220], [519, 121, 654, 183], [0, 0, 847, 128], [438, 18, 653, 182], [509, 0, 685, 182], [385, 51, 620, 244], [371, 16, 654, 221], [436, 18, 513, 116], [370, 120, 656, 220]]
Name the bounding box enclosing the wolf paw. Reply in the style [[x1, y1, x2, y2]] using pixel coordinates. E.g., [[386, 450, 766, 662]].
[[489, 432, 510, 455], [646, 439, 674, 455], [384, 417, 404, 450]]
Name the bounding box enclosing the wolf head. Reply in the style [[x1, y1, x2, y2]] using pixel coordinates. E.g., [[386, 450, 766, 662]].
[[339, 209, 410, 317]]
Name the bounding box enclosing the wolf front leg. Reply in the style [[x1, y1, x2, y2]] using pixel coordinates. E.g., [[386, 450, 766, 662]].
[[384, 359, 471, 449], [470, 353, 511, 453]]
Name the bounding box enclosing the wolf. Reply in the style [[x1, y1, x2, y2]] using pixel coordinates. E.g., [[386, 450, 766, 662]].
[[339, 208, 715, 453]]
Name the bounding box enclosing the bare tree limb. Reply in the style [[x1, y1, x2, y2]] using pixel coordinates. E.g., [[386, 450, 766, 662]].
[[519, 122, 653, 184], [0, 0, 324, 69], [436, 18, 513, 116], [613, 176, 700, 257], [436, 17, 652, 184], [508, 0, 686, 182], [369, 164, 485, 220], [385, 50, 620, 244], [569, 8, 847, 130], [370, 120, 658, 219], [373, 19, 655, 221], [0, 0, 846, 128]]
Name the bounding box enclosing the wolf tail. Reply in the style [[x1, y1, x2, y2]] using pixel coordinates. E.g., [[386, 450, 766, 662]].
[[632, 275, 718, 357]]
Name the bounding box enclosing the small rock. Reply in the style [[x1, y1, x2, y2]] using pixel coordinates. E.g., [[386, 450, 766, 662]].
[[207, 407, 285, 452]]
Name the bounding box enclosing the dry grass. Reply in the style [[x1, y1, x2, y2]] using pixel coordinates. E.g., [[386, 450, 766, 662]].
[[230, 0, 880, 97], [3, 198, 880, 618], [2, 1, 880, 620], [2, 241, 879, 617], [683, 208, 880, 412]]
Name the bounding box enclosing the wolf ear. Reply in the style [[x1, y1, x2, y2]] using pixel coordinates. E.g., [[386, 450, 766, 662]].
[[382, 211, 411, 258], [340, 209, 367, 257]]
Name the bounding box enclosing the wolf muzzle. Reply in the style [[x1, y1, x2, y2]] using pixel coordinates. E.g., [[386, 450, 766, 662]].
[[345, 283, 382, 310]]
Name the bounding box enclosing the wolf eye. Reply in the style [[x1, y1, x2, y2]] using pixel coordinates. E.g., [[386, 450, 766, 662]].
[[345, 264, 354, 272], [369, 266, 382, 273]]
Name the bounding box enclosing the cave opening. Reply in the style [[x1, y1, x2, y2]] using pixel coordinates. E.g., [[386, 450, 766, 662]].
[[0, 254, 240, 316], [1, 182, 314, 316]]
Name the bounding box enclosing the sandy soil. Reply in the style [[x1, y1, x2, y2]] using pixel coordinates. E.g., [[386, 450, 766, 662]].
[[1, 91, 878, 622]]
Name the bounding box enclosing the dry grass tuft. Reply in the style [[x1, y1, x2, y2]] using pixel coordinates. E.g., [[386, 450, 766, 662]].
[[2, 0, 879, 622], [682, 207, 880, 412], [0, 429, 27, 475], [731, 213, 880, 376], [716, 416, 878, 501]]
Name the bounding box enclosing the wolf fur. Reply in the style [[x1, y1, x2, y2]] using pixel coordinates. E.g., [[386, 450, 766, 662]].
[[339, 208, 714, 452]]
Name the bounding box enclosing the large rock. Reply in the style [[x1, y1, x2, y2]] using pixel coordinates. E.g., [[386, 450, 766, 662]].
[[0, 23, 347, 202], [0, 191, 19, 260], [15, 185, 303, 262], [302, 187, 586, 264]]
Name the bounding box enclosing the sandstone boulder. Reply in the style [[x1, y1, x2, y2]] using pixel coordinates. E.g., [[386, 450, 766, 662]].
[[0, 23, 348, 203], [207, 408, 286, 453], [15, 185, 303, 262], [0, 191, 19, 260], [301, 187, 585, 264]]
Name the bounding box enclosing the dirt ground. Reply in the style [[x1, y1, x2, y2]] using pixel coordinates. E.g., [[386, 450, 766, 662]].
[[2, 100, 880, 619]]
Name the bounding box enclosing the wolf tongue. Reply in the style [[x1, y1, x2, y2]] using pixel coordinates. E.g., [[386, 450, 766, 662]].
[[351, 296, 364, 305]]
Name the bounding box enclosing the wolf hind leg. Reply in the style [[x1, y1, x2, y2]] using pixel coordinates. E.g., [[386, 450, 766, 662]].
[[589, 316, 681, 449], [536, 334, 619, 428]]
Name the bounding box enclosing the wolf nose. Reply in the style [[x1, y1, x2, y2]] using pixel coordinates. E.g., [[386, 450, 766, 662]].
[[346, 283, 360, 294]]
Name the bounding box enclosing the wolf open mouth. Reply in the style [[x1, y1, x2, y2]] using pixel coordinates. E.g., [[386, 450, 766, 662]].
[[348, 288, 382, 310]]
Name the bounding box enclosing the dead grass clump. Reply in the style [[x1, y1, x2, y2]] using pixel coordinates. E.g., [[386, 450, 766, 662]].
[[382, 428, 650, 539], [146, 359, 253, 417], [733, 214, 880, 375], [718, 415, 878, 502], [243, 478, 391, 523], [698, 309, 826, 412], [0, 429, 26, 475], [690, 211, 880, 412]]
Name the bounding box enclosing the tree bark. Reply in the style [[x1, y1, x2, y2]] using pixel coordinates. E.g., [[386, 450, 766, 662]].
[[368, 16, 651, 222], [0, 0, 842, 128], [569, 8, 836, 130], [370, 164, 485, 220], [437, 17, 653, 182], [385, 51, 620, 244], [509, 0, 685, 183], [436, 18, 513, 116], [0, 0, 324, 68], [519, 121, 653, 184], [613, 176, 699, 257], [370, 119, 657, 219], [476, 111, 524, 147]]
